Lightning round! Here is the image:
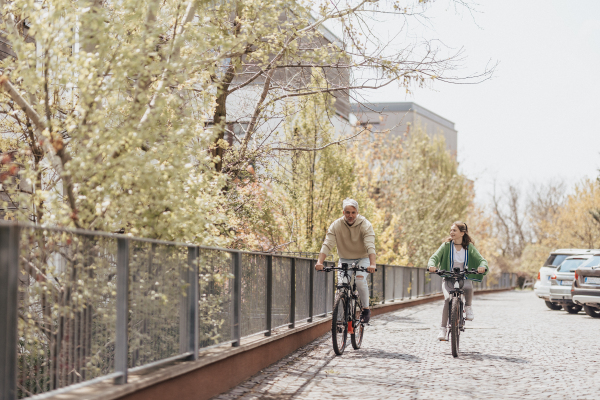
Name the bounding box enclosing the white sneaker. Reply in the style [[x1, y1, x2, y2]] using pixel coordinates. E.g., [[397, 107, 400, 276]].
[[437, 327, 447, 341], [465, 306, 474, 321]]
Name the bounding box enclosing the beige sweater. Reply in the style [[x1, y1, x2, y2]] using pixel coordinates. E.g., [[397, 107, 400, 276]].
[[320, 215, 376, 259]]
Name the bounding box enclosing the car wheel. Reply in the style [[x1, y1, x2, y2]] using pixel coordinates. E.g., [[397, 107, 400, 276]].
[[565, 305, 582, 314], [544, 301, 562, 310], [583, 305, 600, 318]]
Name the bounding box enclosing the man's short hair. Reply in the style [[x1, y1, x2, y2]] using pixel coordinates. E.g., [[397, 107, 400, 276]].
[[342, 198, 359, 212]]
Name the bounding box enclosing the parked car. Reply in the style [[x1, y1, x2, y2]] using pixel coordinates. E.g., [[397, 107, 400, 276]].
[[548, 255, 592, 313], [534, 249, 600, 310], [572, 253, 600, 318]]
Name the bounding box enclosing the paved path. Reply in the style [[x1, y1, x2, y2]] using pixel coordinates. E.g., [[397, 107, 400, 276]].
[[214, 291, 600, 399]]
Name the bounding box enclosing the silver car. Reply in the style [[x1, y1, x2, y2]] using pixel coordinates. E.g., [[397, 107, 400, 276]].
[[572, 254, 600, 318], [534, 249, 600, 310], [549, 255, 593, 313]]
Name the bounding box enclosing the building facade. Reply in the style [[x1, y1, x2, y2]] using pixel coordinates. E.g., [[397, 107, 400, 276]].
[[351, 102, 457, 156]]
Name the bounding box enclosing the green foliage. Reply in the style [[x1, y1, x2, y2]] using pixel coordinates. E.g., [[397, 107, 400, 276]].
[[272, 80, 356, 253], [1, 0, 231, 244], [396, 129, 471, 267], [357, 127, 471, 267]]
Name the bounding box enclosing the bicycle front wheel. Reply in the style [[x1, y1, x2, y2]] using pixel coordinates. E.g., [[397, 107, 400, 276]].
[[351, 298, 364, 350], [332, 293, 348, 355], [450, 297, 460, 358]]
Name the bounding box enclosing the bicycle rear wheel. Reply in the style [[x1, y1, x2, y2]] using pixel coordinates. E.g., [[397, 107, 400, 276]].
[[450, 297, 460, 358], [351, 298, 364, 350], [332, 294, 348, 355]]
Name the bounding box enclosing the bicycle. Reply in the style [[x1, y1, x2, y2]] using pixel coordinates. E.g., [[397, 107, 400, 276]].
[[320, 263, 375, 355], [430, 267, 479, 358]]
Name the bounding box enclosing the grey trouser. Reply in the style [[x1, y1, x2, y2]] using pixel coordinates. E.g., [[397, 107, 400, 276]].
[[338, 258, 370, 307], [441, 279, 473, 327]]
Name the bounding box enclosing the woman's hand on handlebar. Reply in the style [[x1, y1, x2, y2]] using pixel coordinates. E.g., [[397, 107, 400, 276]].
[[367, 265, 376, 273], [315, 263, 324, 271], [428, 266, 437, 273], [477, 266, 486, 274]]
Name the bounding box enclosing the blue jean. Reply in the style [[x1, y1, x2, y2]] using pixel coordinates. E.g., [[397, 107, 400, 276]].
[[338, 258, 370, 307]]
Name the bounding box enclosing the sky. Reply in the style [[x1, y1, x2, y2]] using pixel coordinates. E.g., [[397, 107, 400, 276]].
[[354, 0, 600, 202]]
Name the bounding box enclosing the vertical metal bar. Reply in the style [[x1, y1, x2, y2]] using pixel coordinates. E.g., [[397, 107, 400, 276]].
[[392, 267, 396, 301], [417, 268, 420, 298], [265, 255, 273, 336], [115, 238, 129, 384], [381, 265, 386, 304], [370, 269, 374, 303], [330, 261, 335, 312], [415, 267, 421, 298], [0, 224, 19, 400], [308, 258, 314, 323], [289, 258, 296, 328], [186, 247, 199, 359], [407, 268, 410, 299], [324, 262, 329, 315], [232, 251, 241, 347]]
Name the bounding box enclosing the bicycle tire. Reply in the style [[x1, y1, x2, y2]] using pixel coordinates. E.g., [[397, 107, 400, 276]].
[[450, 297, 460, 358], [332, 293, 348, 355], [351, 298, 364, 350]]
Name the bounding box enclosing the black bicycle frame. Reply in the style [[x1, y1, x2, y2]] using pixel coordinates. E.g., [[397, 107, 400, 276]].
[[337, 264, 360, 328], [434, 267, 478, 331], [327, 263, 369, 329]]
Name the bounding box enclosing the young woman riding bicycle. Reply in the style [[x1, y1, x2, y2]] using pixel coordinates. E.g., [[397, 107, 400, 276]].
[[428, 221, 488, 341]]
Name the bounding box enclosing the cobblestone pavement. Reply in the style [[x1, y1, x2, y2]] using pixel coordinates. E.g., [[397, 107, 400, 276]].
[[214, 291, 600, 400]]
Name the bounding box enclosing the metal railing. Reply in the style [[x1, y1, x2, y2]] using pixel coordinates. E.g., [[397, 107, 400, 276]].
[[0, 221, 515, 400], [369, 264, 517, 304]]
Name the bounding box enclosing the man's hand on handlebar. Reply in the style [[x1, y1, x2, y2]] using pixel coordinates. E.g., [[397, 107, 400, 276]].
[[367, 265, 376, 273], [428, 266, 437, 273], [477, 266, 486, 274], [315, 262, 324, 271]]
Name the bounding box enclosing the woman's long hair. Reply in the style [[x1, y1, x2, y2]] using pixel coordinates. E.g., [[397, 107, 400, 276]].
[[445, 221, 474, 250]]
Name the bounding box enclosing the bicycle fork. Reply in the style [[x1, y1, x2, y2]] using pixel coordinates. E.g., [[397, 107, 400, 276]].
[[347, 292, 361, 335], [447, 293, 465, 340], [347, 297, 355, 334]]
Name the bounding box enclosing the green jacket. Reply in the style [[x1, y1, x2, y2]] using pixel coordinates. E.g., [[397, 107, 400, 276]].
[[427, 242, 489, 282]]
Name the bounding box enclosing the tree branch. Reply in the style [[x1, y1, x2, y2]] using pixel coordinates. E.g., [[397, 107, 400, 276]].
[[271, 128, 367, 152]]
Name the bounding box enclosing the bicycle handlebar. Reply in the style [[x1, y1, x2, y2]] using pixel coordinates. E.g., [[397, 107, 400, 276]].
[[319, 265, 377, 273], [429, 269, 478, 278]]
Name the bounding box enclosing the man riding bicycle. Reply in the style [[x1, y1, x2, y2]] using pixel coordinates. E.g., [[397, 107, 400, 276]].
[[315, 198, 377, 323]]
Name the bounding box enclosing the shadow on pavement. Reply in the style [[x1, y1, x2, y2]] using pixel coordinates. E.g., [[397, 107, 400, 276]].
[[458, 352, 529, 363], [357, 349, 421, 363], [377, 314, 420, 323]]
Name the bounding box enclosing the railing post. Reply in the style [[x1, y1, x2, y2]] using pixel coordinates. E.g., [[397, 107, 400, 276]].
[[370, 268, 374, 302], [265, 255, 273, 336], [289, 258, 296, 328], [324, 261, 329, 315], [401, 267, 406, 299], [308, 258, 314, 323], [232, 251, 241, 347], [115, 238, 129, 384], [0, 224, 19, 400], [381, 265, 386, 304], [182, 246, 199, 360], [392, 266, 396, 301], [416, 268, 420, 298], [409, 268, 413, 299]]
